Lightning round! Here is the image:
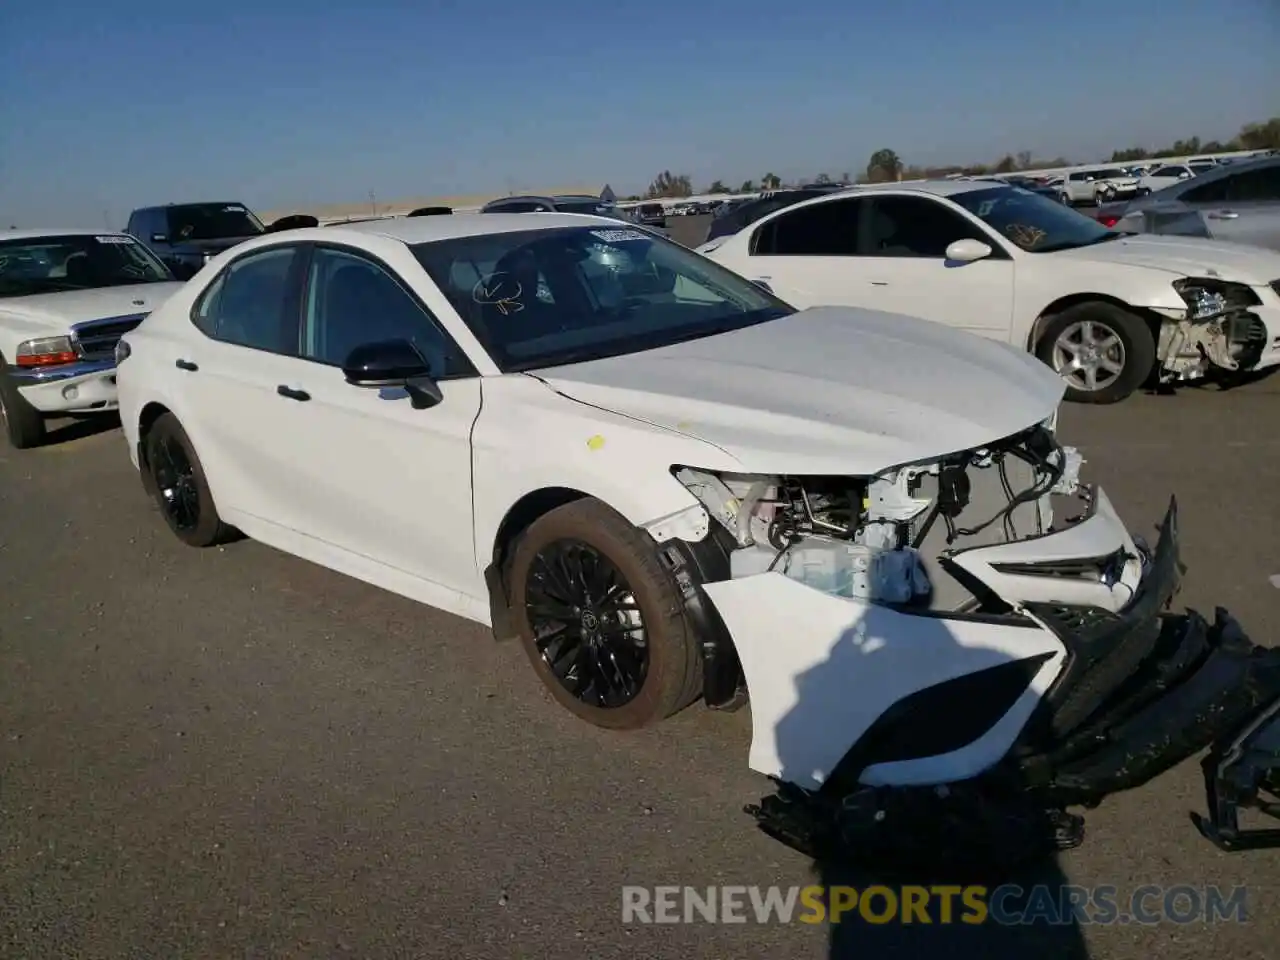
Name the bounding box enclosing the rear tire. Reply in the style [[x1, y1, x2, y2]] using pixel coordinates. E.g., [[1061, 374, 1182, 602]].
[[1035, 302, 1156, 404], [143, 413, 232, 547], [507, 498, 702, 729], [0, 358, 47, 449]]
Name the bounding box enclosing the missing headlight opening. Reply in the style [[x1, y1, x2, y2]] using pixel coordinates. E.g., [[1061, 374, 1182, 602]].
[[674, 422, 1087, 613], [1157, 278, 1267, 382]]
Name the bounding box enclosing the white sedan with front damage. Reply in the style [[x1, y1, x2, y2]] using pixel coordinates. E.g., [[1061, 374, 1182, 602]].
[[114, 213, 1280, 867], [699, 180, 1280, 405], [0, 229, 184, 448]]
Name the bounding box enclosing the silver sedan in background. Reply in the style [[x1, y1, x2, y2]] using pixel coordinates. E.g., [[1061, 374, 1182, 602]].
[[1096, 155, 1280, 251]]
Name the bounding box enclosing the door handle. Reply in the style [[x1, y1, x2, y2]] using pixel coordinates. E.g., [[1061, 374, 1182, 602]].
[[869, 280, 890, 286], [1206, 210, 1239, 220], [276, 385, 311, 402], [175, 359, 198, 371]]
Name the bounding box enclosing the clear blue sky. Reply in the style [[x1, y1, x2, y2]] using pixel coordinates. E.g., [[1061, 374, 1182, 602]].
[[2, 0, 1276, 225]]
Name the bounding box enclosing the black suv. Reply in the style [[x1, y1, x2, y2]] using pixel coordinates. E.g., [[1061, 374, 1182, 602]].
[[126, 202, 270, 279], [703, 186, 845, 244]]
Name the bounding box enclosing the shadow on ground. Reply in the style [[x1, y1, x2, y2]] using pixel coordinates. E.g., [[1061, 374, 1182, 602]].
[[759, 603, 1090, 959], [39, 413, 122, 447]]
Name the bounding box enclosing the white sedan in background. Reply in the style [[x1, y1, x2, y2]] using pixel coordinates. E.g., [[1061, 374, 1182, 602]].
[[698, 181, 1280, 404], [0, 229, 184, 448], [113, 213, 1280, 865]]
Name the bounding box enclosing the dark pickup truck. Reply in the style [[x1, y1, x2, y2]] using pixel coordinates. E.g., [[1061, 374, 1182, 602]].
[[125, 202, 317, 279]]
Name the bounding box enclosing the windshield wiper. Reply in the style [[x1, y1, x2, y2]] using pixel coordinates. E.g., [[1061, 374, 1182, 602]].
[[1038, 233, 1122, 253]]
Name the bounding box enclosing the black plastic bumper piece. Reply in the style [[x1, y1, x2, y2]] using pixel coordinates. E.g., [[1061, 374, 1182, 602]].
[[1196, 693, 1280, 851], [745, 493, 1280, 864], [1031, 608, 1280, 811]]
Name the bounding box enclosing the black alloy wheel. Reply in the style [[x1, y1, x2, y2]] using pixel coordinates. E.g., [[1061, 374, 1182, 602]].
[[150, 432, 201, 532], [524, 539, 649, 708]]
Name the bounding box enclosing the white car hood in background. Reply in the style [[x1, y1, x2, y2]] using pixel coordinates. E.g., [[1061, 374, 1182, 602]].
[[533, 306, 1065, 476], [1052, 234, 1280, 284], [0, 282, 185, 332]]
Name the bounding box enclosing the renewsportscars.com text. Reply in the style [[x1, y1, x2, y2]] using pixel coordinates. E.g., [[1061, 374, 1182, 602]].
[[620, 884, 1249, 926]]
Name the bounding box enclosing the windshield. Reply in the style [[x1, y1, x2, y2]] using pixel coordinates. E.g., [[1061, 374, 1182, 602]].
[[0, 234, 173, 297], [165, 202, 265, 241], [951, 186, 1118, 253], [412, 225, 792, 371]]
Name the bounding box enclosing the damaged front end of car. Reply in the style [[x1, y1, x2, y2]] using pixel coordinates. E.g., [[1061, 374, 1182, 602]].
[[653, 419, 1280, 868], [1151, 277, 1270, 384]]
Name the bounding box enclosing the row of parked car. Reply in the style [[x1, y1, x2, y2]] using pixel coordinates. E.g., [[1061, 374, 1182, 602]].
[[4, 191, 1278, 865], [2, 159, 1279, 452]]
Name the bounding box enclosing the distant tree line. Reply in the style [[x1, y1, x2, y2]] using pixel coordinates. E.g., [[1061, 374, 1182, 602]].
[[626, 116, 1279, 200]]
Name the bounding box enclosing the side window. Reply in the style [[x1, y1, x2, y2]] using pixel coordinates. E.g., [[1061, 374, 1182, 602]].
[[1182, 176, 1230, 204], [1223, 167, 1280, 202], [751, 198, 863, 256], [302, 247, 472, 378], [863, 196, 988, 258], [198, 246, 302, 354], [1069, 172, 1088, 182], [190, 269, 226, 336]]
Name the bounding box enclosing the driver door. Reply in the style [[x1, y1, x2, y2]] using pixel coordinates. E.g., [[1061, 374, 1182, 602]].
[[848, 195, 1015, 341], [249, 244, 484, 598]]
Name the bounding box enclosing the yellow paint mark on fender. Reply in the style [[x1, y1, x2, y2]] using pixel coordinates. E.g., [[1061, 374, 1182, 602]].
[[587, 434, 606, 451], [676, 421, 692, 431]]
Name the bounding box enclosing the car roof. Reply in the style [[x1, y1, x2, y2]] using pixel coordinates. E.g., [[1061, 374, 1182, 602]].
[[1174, 153, 1277, 185], [829, 179, 1011, 199], [0, 227, 131, 242], [299, 212, 620, 245]]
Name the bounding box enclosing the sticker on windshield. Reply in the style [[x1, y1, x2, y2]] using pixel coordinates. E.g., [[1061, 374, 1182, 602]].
[[472, 273, 525, 315], [223, 204, 247, 212], [590, 228, 649, 243], [95, 235, 136, 244]]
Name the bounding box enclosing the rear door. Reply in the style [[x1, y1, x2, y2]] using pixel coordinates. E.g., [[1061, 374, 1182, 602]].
[[739, 196, 868, 304], [168, 242, 315, 527]]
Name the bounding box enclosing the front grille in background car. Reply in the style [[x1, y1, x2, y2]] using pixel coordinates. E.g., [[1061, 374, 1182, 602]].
[[71, 313, 146, 360]]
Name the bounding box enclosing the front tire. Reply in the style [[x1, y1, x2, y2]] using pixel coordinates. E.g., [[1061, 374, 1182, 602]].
[[0, 358, 47, 449], [1035, 302, 1156, 404], [143, 412, 232, 546], [507, 498, 702, 729]]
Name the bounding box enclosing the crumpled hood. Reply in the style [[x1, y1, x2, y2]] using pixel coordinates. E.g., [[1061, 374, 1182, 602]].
[[532, 306, 1065, 476], [0, 282, 185, 334], [1053, 234, 1280, 285]]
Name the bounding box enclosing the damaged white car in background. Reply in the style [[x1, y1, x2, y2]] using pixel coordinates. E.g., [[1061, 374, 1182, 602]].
[[699, 180, 1280, 405], [114, 215, 1280, 869]]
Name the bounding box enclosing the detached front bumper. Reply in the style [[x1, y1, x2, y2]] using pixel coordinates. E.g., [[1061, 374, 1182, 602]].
[[729, 497, 1280, 860], [8, 358, 121, 415], [991, 498, 1280, 850]]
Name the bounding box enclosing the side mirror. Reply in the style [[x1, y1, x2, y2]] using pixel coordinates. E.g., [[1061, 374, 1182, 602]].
[[1178, 172, 1190, 179], [151, 233, 167, 243], [944, 239, 993, 263], [342, 339, 443, 409]]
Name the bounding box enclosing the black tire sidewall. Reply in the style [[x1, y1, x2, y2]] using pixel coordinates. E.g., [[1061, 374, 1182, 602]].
[[145, 413, 226, 546], [1036, 303, 1155, 404], [508, 499, 697, 730], [0, 357, 47, 449]]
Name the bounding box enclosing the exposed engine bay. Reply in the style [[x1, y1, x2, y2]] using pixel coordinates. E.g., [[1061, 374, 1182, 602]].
[[1153, 277, 1270, 382], [675, 420, 1089, 614], [659, 419, 1280, 867]]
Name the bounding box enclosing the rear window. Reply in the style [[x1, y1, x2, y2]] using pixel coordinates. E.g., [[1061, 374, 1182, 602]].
[[165, 203, 265, 242]]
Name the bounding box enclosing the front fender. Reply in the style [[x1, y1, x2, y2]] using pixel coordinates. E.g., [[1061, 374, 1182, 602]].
[[471, 374, 742, 574]]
